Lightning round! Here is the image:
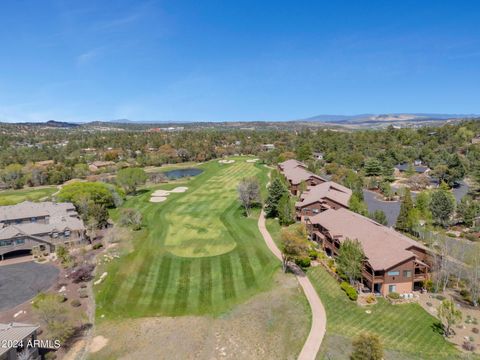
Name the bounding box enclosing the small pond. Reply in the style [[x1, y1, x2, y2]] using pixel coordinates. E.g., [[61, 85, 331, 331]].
[[163, 168, 203, 180]]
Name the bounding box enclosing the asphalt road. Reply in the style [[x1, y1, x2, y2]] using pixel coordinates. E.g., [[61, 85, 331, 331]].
[[0, 261, 59, 311]]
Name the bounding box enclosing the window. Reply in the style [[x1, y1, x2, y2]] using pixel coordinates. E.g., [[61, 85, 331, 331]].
[[313, 209, 319, 214], [403, 270, 412, 278], [15, 239, 25, 245], [0, 240, 13, 247], [65, 230, 71, 237], [388, 285, 397, 293], [31, 217, 37, 222], [387, 271, 400, 276]]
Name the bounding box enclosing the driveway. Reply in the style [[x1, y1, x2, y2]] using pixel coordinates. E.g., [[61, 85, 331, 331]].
[[0, 261, 60, 311]]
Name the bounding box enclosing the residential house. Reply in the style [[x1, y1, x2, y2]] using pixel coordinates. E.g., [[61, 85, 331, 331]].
[[34, 160, 54, 168], [0, 202, 85, 260], [306, 208, 430, 296], [295, 181, 352, 220], [88, 161, 115, 173], [261, 144, 275, 151], [278, 160, 327, 195], [0, 323, 40, 360], [394, 163, 431, 176]]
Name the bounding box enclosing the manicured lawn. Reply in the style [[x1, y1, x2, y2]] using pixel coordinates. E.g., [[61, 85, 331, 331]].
[[308, 266, 460, 359], [96, 159, 278, 319], [0, 186, 57, 205]]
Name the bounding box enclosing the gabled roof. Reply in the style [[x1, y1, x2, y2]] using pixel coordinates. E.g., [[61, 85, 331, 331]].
[[296, 181, 352, 208], [282, 166, 327, 186], [394, 163, 430, 173], [278, 159, 307, 171], [0, 201, 76, 222], [0, 323, 39, 356], [309, 208, 427, 271]]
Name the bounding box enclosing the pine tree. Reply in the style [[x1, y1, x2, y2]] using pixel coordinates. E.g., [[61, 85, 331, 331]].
[[265, 177, 288, 218], [364, 158, 383, 177], [396, 188, 414, 232], [278, 193, 295, 225]]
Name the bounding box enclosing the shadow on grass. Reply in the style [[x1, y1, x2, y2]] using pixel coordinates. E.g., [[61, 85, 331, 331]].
[[431, 321, 445, 335]]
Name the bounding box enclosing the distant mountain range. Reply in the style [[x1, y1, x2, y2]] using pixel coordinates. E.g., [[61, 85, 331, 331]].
[[1, 114, 478, 128], [298, 113, 479, 124]]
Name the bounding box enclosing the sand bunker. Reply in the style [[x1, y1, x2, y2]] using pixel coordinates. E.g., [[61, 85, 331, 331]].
[[89, 336, 109, 353], [169, 186, 188, 193], [150, 187, 188, 202], [246, 158, 259, 163], [218, 159, 235, 164], [152, 189, 170, 197]]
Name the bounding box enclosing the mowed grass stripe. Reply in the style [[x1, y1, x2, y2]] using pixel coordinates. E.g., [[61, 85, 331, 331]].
[[198, 258, 213, 309], [149, 256, 173, 311], [220, 254, 236, 300], [173, 259, 191, 314]]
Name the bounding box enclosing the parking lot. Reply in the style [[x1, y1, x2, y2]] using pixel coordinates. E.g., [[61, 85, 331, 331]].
[[0, 261, 59, 311]]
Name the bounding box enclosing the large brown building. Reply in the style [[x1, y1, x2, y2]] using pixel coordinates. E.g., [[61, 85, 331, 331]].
[[306, 208, 430, 296], [0, 201, 85, 260], [295, 181, 352, 220], [277, 159, 327, 195]]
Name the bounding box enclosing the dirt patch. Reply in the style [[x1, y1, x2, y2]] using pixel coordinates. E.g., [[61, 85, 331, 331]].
[[90, 272, 309, 360], [89, 336, 109, 353]]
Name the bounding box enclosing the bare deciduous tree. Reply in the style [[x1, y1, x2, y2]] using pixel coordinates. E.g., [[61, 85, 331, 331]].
[[237, 177, 261, 216]]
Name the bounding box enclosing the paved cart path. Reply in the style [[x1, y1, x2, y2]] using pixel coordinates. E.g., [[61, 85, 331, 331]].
[[258, 210, 326, 360]]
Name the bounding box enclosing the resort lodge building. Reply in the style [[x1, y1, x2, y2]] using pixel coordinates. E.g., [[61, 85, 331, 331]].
[[278, 159, 431, 296], [0, 201, 86, 260]]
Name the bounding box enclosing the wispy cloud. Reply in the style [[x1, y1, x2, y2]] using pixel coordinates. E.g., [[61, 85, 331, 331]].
[[94, 12, 143, 31], [76, 49, 99, 66]]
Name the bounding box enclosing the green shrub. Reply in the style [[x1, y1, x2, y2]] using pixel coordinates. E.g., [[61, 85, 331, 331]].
[[308, 249, 318, 260], [92, 242, 103, 250], [295, 257, 311, 268], [340, 281, 358, 301], [387, 292, 400, 300], [424, 279, 435, 292]]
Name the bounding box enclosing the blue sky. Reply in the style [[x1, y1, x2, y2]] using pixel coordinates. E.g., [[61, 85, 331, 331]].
[[0, 0, 479, 122]]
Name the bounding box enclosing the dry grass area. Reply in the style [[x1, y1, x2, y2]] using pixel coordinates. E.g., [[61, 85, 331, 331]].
[[89, 272, 309, 360]]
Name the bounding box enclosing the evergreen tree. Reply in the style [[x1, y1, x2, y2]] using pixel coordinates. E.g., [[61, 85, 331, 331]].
[[364, 158, 383, 177], [264, 177, 288, 218], [396, 188, 415, 232], [430, 188, 456, 227], [348, 191, 369, 216], [369, 210, 388, 226], [278, 193, 295, 226]]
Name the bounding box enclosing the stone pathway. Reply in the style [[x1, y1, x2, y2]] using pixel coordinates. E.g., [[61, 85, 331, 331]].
[[257, 210, 326, 360]]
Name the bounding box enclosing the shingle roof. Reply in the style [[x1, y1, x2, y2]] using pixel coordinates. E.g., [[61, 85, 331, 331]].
[[394, 163, 430, 173], [278, 159, 307, 171], [282, 166, 327, 186], [0, 323, 39, 356], [0, 201, 84, 240], [296, 182, 352, 208], [0, 201, 76, 222], [310, 208, 427, 271]]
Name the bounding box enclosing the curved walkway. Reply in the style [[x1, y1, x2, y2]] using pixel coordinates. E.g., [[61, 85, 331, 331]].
[[258, 210, 326, 360]]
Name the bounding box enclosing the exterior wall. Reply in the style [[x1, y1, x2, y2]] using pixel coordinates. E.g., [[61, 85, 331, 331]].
[[381, 281, 413, 296], [380, 258, 416, 295], [0, 231, 84, 258]]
